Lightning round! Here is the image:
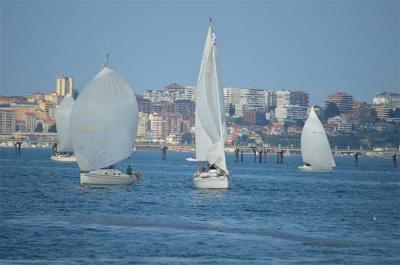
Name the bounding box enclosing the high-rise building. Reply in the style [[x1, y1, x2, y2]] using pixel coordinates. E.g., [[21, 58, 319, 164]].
[[56, 76, 73, 96], [0, 107, 16, 134], [351, 101, 371, 122], [224, 87, 243, 117], [373, 92, 400, 109], [275, 105, 308, 123], [325, 92, 353, 113], [373, 104, 391, 120], [149, 112, 163, 140], [276, 90, 309, 107], [26, 113, 37, 132], [137, 112, 149, 140], [184, 86, 196, 101], [265, 90, 277, 108], [243, 111, 267, 125], [245, 88, 265, 111], [136, 95, 152, 114]]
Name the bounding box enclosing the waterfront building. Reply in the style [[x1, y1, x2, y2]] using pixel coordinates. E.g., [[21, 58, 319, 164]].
[[275, 105, 308, 123], [136, 95, 152, 114], [351, 101, 371, 123], [184, 86, 196, 101], [137, 112, 149, 140], [265, 90, 277, 108], [373, 92, 400, 109], [224, 87, 243, 117], [373, 104, 391, 120], [56, 76, 73, 96], [246, 88, 266, 110], [243, 110, 267, 125], [327, 115, 353, 133], [276, 90, 309, 107], [0, 107, 16, 134], [325, 92, 353, 113], [26, 113, 37, 132], [143, 90, 163, 103], [149, 112, 163, 140], [162, 112, 183, 138]]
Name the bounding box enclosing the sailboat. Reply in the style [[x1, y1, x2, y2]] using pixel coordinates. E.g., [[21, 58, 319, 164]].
[[299, 106, 336, 171], [193, 20, 229, 189], [51, 94, 76, 162], [71, 56, 139, 185]]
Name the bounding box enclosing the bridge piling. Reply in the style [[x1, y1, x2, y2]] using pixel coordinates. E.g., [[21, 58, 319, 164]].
[[161, 146, 168, 160], [240, 149, 243, 162], [15, 142, 21, 156], [392, 154, 397, 168], [258, 149, 262, 163], [252, 148, 256, 162], [263, 149, 267, 163], [354, 152, 359, 167]]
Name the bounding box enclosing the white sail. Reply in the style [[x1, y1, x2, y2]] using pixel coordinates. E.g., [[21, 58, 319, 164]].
[[71, 67, 138, 171], [301, 107, 336, 169], [55, 94, 75, 152], [195, 24, 228, 173]]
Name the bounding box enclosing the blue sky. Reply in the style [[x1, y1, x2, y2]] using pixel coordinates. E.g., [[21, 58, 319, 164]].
[[1, 0, 399, 105]]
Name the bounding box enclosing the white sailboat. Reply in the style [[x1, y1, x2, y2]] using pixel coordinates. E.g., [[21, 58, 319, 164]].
[[51, 94, 76, 162], [193, 20, 229, 189], [71, 57, 139, 185], [299, 106, 336, 171]]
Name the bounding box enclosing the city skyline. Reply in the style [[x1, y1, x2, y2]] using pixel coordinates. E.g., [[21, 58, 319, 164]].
[[1, 1, 399, 105]]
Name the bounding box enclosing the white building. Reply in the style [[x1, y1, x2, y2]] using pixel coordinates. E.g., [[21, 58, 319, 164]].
[[224, 87, 244, 117], [276, 90, 309, 108], [184, 86, 195, 101], [275, 105, 308, 123], [0, 107, 16, 134], [137, 112, 149, 140], [149, 112, 163, 140], [373, 92, 400, 109]]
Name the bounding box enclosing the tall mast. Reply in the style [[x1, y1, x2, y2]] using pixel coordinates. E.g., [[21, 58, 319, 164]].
[[102, 53, 110, 69]]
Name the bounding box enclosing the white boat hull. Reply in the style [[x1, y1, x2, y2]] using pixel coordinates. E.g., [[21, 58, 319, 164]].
[[80, 169, 133, 185], [51, 154, 76, 162], [298, 165, 333, 172], [193, 170, 228, 189]]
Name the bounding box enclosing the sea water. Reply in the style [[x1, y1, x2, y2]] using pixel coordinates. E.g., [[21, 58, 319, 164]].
[[1, 148, 399, 264]]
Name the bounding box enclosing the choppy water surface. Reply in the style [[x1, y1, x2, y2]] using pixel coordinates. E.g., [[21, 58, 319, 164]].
[[1, 148, 399, 264]]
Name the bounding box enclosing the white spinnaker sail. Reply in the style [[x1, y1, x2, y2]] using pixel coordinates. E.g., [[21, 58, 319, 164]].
[[56, 94, 75, 152], [301, 107, 336, 169], [71, 67, 138, 171], [195, 24, 228, 173]]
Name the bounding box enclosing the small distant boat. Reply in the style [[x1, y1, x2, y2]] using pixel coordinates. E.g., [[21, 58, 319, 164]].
[[193, 19, 229, 189], [51, 94, 76, 162], [186, 157, 196, 162], [71, 56, 139, 185], [299, 106, 336, 171]]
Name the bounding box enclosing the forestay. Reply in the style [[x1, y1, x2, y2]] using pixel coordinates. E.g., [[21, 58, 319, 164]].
[[56, 94, 75, 152], [195, 24, 228, 173], [301, 107, 336, 169], [71, 67, 138, 171]]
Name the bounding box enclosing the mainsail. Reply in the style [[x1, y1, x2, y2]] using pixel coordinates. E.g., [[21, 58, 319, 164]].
[[55, 94, 75, 152], [195, 23, 228, 173], [301, 107, 336, 169], [71, 67, 139, 171]]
